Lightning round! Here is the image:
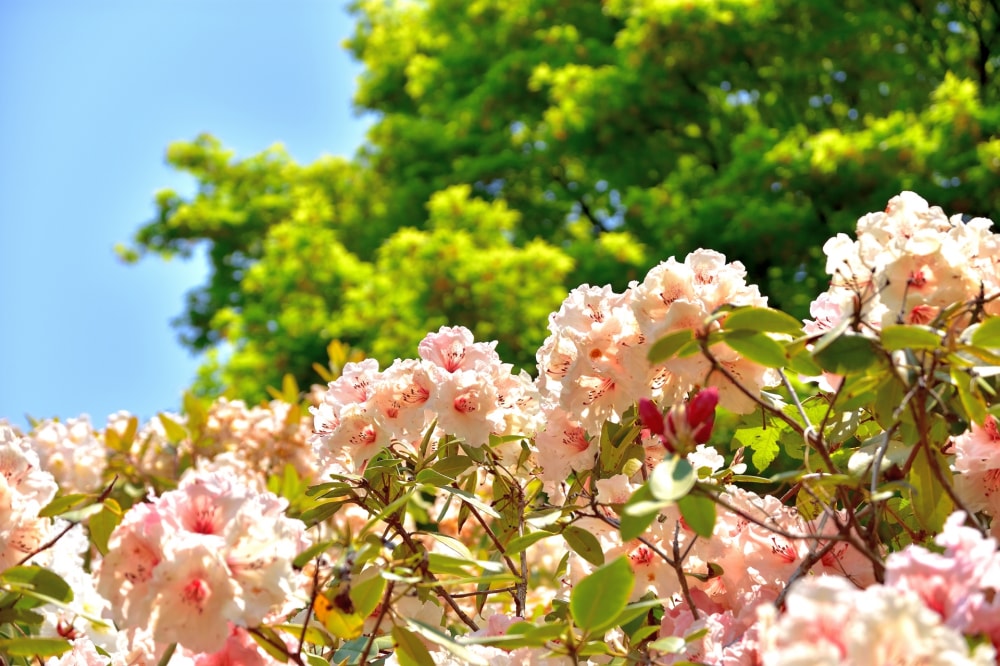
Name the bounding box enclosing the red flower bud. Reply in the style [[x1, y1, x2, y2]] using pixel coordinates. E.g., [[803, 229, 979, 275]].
[[638, 398, 665, 437], [687, 387, 719, 444], [663, 387, 719, 453]]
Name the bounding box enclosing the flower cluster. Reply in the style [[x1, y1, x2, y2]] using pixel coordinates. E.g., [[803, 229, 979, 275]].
[[813, 191, 1000, 331], [95, 470, 309, 654], [751, 512, 1000, 664], [26, 416, 107, 493], [533, 252, 778, 487], [0, 425, 56, 570], [311, 326, 540, 472]]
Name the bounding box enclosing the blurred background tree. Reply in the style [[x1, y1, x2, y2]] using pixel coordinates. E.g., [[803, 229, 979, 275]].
[[121, 0, 1000, 402]]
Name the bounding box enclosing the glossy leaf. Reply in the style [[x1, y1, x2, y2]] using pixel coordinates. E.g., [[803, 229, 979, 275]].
[[570, 556, 635, 631], [678, 492, 717, 538], [723, 306, 804, 335], [563, 525, 605, 567], [648, 456, 696, 502], [721, 330, 788, 368], [813, 334, 879, 374]]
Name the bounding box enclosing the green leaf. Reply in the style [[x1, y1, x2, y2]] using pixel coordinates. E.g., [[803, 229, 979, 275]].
[[299, 500, 345, 527], [88, 499, 123, 556], [648, 456, 695, 501], [647, 329, 694, 365], [158, 412, 188, 443], [292, 540, 336, 570], [909, 445, 954, 534], [721, 330, 788, 368], [677, 492, 716, 538], [971, 316, 1000, 348], [249, 626, 292, 662], [787, 344, 825, 376], [435, 484, 501, 519], [723, 306, 804, 335], [733, 425, 782, 472], [415, 468, 456, 486], [569, 556, 635, 631], [0, 566, 73, 606], [38, 493, 94, 518], [0, 637, 71, 657], [405, 620, 489, 666], [647, 636, 686, 654], [881, 324, 942, 351], [431, 455, 474, 479], [350, 572, 387, 618], [812, 334, 879, 374], [951, 368, 987, 425], [563, 525, 605, 567], [505, 530, 555, 556], [334, 636, 395, 665], [620, 483, 668, 541]]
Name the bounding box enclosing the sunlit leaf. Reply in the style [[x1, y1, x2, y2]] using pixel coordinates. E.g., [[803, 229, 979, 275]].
[[722, 306, 804, 335]]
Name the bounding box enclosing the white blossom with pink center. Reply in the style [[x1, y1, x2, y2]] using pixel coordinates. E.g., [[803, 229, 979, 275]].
[[418, 325, 500, 373], [953, 416, 1000, 537], [809, 191, 1000, 333], [429, 367, 505, 447], [533, 407, 597, 488], [0, 425, 57, 570], [370, 358, 435, 443], [27, 416, 107, 493], [756, 575, 995, 665], [146, 539, 241, 653], [632, 250, 778, 414], [536, 285, 647, 435], [885, 512, 1000, 647], [96, 470, 308, 654]]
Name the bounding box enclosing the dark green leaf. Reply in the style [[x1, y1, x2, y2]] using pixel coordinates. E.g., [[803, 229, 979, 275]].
[[813, 334, 879, 374]]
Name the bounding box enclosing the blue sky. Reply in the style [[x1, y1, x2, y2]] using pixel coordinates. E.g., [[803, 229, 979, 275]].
[[0, 0, 370, 428]]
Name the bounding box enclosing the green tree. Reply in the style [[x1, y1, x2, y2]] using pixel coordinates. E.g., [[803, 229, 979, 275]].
[[123, 0, 1000, 401]]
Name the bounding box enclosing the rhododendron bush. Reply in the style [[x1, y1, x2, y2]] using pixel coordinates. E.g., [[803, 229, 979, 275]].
[[8, 192, 1000, 664]]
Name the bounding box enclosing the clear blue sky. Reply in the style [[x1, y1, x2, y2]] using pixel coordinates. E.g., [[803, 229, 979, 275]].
[[0, 0, 370, 428]]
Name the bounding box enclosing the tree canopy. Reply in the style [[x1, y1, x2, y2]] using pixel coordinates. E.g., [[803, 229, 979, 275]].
[[122, 0, 1000, 402]]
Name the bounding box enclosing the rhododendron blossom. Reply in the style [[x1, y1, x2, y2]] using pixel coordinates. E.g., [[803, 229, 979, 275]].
[[97, 470, 308, 653], [13, 191, 1000, 665], [0, 425, 57, 570]]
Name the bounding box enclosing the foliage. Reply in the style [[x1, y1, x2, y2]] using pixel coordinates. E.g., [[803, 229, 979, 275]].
[[121, 0, 1000, 401]]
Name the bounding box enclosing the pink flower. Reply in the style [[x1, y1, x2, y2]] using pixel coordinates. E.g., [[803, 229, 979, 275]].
[[147, 539, 242, 654], [418, 326, 499, 373], [533, 407, 597, 487], [430, 368, 504, 447], [190, 625, 285, 665]]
